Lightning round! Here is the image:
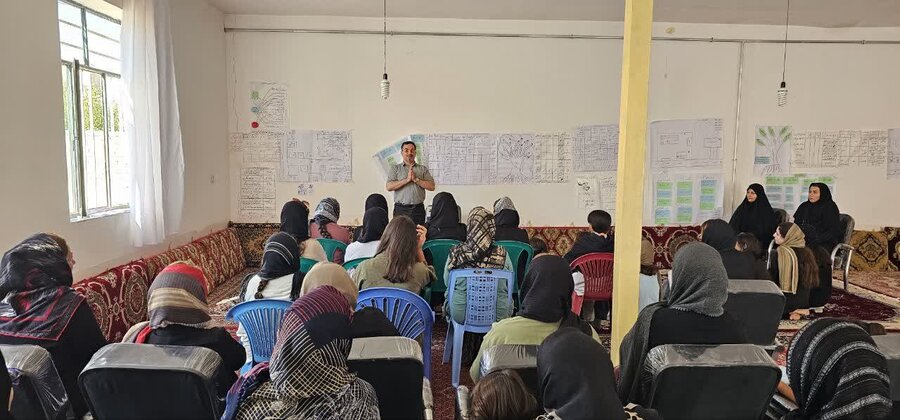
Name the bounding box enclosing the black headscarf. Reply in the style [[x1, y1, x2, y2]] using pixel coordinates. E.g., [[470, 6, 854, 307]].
[[357, 208, 388, 243], [280, 201, 311, 243], [259, 233, 300, 280], [0, 350, 10, 420], [729, 184, 778, 247], [538, 328, 628, 419], [518, 256, 591, 334], [0, 233, 84, 341], [493, 197, 530, 243], [793, 183, 842, 249], [702, 219, 758, 280], [425, 192, 466, 241], [354, 195, 390, 241]]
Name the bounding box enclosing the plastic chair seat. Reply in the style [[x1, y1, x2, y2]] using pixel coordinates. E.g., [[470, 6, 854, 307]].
[[299, 257, 318, 273], [225, 299, 292, 373], [356, 287, 435, 379]]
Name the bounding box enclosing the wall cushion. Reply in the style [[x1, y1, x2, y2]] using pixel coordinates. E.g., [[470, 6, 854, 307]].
[[195, 229, 246, 288], [73, 260, 150, 342]]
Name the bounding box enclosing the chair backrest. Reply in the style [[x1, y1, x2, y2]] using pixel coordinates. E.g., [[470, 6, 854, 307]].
[[724, 280, 785, 347], [355, 287, 435, 378], [644, 344, 780, 420], [226, 299, 292, 365], [422, 239, 461, 294], [569, 253, 614, 301], [299, 257, 318, 273], [0, 344, 69, 420], [79, 343, 222, 420], [448, 268, 515, 328], [343, 257, 370, 271], [348, 337, 426, 420], [838, 213, 855, 244], [496, 241, 534, 293], [773, 208, 789, 225], [478, 344, 540, 404], [873, 334, 900, 402], [317, 238, 348, 262]]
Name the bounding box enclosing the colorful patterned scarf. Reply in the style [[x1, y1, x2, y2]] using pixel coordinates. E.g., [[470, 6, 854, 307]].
[[448, 207, 507, 270], [145, 262, 213, 331], [314, 197, 341, 239]]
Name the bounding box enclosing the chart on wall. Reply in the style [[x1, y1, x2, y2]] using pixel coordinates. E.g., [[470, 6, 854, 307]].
[[576, 173, 617, 219], [573, 124, 618, 172], [280, 130, 352, 183], [652, 173, 723, 225], [889, 129, 900, 180], [791, 129, 887, 170], [764, 174, 836, 215], [754, 125, 792, 176], [247, 82, 288, 130], [649, 118, 723, 170], [239, 167, 277, 222], [496, 133, 536, 184], [425, 133, 499, 185]]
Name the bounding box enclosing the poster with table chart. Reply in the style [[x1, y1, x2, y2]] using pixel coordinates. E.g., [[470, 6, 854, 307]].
[[573, 124, 618, 173], [425, 133, 498, 185], [764, 174, 836, 215], [889, 129, 900, 180], [280, 129, 352, 183], [791, 129, 887, 170], [649, 118, 724, 170], [652, 172, 723, 225]]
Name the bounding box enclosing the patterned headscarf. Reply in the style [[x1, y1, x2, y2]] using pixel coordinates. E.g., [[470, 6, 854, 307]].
[[145, 262, 213, 330], [223, 286, 380, 420], [0, 233, 84, 341], [493, 196, 516, 214], [786, 318, 892, 420], [448, 207, 507, 270], [313, 198, 341, 239], [776, 223, 806, 294]]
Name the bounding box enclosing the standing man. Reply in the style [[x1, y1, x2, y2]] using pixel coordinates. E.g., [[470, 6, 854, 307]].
[[386, 141, 435, 225]]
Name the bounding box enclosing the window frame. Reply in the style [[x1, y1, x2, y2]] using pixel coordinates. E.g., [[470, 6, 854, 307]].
[[59, 0, 127, 220]]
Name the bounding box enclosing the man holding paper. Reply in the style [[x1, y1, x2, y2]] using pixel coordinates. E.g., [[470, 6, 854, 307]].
[[386, 141, 435, 225]]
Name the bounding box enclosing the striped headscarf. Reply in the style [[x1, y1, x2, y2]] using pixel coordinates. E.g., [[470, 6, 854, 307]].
[[786, 318, 892, 420], [223, 286, 379, 420], [313, 197, 341, 239], [448, 207, 507, 270], [146, 262, 213, 330]]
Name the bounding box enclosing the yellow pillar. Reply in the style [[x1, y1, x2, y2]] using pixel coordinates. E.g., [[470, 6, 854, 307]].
[[611, 0, 654, 364]]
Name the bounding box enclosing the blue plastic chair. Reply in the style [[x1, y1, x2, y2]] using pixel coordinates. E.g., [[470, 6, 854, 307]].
[[299, 257, 319, 273], [496, 240, 534, 297], [342, 257, 370, 271], [225, 299, 292, 374], [317, 238, 348, 263], [422, 239, 461, 304], [441, 268, 515, 387], [356, 287, 436, 379]]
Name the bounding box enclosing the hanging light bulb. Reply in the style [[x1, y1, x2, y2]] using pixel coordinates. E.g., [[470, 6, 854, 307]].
[[381, 73, 390, 100], [777, 0, 790, 107], [777, 81, 788, 107], [380, 0, 390, 100]]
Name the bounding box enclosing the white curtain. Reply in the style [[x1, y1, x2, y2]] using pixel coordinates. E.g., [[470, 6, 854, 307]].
[[122, 0, 184, 246]]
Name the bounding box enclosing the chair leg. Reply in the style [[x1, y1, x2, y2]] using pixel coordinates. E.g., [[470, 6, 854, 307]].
[[451, 323, 465, 388], [442, 322, 453, 364]]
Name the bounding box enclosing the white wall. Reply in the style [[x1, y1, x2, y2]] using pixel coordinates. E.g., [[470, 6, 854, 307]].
[[224, 15, 900, 230], [0, 0, 230, 279]]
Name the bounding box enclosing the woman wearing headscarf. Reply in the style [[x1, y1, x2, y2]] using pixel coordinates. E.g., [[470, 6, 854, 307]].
[[0, 234, 106, 418], [701, 219, 770, 280], [768, 223, 819, 320], [279, 200, 327, 261], [781, 318, 892, 420], [618, 242, 747, 405], [310, 197, 352, 244], [241, 232, 304, 303], [443, 207, 514, 325], [425, 192, 466, 241], [222, 286, 380, 420], [298, 262, 399, 339], [492, 197, 529, 243], [352, 216, 434, 294], [125, 262, 244, 398], [345, 207, 389, 262], [638, 239, 661, 312], [537, 328, 660, 420], [729, 184, 778, 249], [793, 183, 840, 312], [353, 194, 390, 241], [469, 255, 595, 382]]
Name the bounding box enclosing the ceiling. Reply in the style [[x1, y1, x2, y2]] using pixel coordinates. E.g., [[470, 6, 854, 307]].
[[208, 0, 900, 28]]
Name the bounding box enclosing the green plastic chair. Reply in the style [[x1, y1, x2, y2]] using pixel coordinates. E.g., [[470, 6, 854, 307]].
[[421, 239, 461, 305], [316, 238, 348, 263], [496, 240, 535, 296], [342, 257, 370, 271], [299, 257, 318, 273]]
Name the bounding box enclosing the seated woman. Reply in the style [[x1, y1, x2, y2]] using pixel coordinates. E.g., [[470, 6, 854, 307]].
[[345, 207, 389, 262], [638, 238, 661, 312], [769, 223, 819, 320], [241, 232, 303, 302], [701, 219, 769, 280], [470, 255, 598, 382], [279, 200, 327, 261], [729, 183, 778, 249], [222, 286, 380, 420], [778, 318, 891, 420], [537, 328, 659, 420], [470, 370, 538, 420], [736, 232, 769, 277], [310, 197, 352, 245], [352, 216, 434, 294], [127, 262, 244, 398], [353, 193, 389, 241], [793, 183, 840, 311], [493, 196, 529, 243], [0, 234, 107, 418], [443, 207, 515, 325], [425, 192, 467, 241], [618, 242, 747, 405]]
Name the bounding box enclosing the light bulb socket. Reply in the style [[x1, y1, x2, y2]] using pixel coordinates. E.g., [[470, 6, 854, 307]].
[[780, 81, 787, 89], [383, 73, 389, 80]]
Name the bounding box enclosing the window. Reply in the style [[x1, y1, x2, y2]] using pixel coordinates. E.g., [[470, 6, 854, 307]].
[[59, 0, 128, 219]]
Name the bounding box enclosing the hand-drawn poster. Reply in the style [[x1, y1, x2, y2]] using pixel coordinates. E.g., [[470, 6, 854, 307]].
[[649, 118, 723, 170], [754, 125, 792, 176], [573, 124, 618, 172], [248, 82, 288, 130]]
